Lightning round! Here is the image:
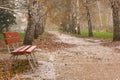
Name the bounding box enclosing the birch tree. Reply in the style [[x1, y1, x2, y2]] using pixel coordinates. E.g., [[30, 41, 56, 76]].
[[97, 1, 103, 30]]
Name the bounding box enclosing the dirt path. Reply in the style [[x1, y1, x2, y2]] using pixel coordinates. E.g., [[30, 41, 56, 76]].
[[14, 31, 120, 80], [49, 31, 120, 80]]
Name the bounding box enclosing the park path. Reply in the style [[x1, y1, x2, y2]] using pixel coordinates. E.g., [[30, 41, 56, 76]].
[[18, 31, 120, 80]]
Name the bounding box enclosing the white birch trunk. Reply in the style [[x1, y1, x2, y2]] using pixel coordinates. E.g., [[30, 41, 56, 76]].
[[97, 1, 103, 30]]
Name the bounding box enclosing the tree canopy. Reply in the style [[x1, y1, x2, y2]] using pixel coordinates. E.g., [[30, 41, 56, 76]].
[[0, 9, 16, 32]]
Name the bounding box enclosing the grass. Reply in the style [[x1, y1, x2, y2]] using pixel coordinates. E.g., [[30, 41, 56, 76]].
[[60, 29, 113, 40], [93, 31, 113, 39], [0, 33, 4, 46], [0, 33, 4, 40], [80, 30, 88, 37], [80, 30, 113, 39], [19, 32, 25, 39]]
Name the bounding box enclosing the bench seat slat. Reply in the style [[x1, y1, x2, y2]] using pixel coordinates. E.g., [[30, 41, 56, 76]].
[[26, 46, 37, 53], [18, 45, 31, 52], [11, 46, 25, 54]]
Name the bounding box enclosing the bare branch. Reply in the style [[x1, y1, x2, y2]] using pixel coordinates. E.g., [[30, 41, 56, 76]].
[[0, 6, 28, 13]]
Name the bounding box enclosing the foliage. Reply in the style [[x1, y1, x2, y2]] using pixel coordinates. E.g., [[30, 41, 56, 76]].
[[0, 9, 16, 32]]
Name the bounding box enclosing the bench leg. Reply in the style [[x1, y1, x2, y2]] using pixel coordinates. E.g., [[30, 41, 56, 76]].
[[32, 53, 38, 66], [29, 54, 37, 67], [25, 54, 35, 72], [7, 45, 10, 53], [33, 53, 38, 64], [15, 55, 18, 60], [10, 55, 19, 62], [10, 55, 15, 60]]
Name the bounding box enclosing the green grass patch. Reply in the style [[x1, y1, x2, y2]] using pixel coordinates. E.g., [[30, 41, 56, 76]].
[[80, 30, 88, 37], [0, 33, 4, 40], [80, 30, 113, 39], [19, 32, 25, 39], [93, 31, 113, 39], [0, 33, 4, 47]]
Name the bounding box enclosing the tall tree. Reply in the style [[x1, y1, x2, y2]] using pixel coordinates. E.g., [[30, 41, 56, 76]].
[[34, 0, 47, 39], [24, 0, 47, 44], [76, 0, 81, 34], [82, 0, 93, 37], [97, 1, 103, 30], [109, 0, 120, 41], [23, 0, 37, 45]]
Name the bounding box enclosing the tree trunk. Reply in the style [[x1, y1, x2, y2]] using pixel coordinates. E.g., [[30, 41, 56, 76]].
[[23, 10, 35, 45], [112, 1, 120, 41], [76, 0, 80, 34], [34, 23, 39, 39], [87, 11, 93, 37], [97, 1, 103, 30], [77, 25, 80, 34], [85, 2, 93, 37], [23, 0, 38, 45]]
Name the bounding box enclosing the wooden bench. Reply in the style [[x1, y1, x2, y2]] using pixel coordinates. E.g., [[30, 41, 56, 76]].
[[3, 32, 38, 71]]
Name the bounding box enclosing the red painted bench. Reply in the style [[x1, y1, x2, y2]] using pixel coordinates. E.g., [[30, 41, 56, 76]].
[[3, 32, 38, 71]]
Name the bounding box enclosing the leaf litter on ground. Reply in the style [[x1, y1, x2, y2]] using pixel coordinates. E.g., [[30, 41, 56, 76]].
[[33, 32, 75, 52]]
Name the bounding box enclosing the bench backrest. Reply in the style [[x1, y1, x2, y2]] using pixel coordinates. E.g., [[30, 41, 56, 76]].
[[3, 32, 20, 45], [3, 32, 21, 52]]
